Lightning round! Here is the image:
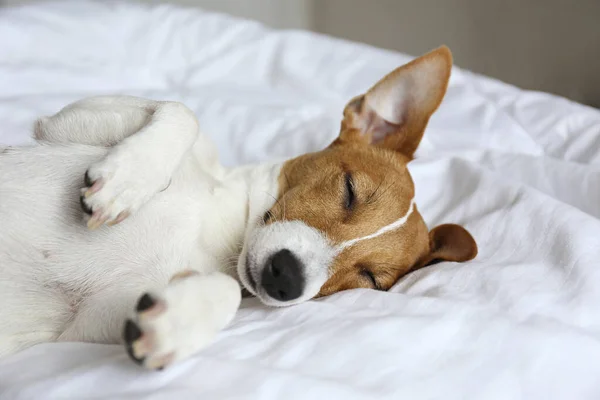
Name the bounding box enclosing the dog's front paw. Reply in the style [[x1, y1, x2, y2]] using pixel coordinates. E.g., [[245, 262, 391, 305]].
[[123, 273, 241, 370], [79, 149, 170, 229]]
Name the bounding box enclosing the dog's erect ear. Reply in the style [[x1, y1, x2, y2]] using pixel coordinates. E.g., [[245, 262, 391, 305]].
[[415, 224, 477, 270], [337, 46, 452, 158]]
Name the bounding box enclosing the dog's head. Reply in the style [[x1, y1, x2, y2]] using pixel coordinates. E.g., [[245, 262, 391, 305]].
[[238, 46, 477, 306]]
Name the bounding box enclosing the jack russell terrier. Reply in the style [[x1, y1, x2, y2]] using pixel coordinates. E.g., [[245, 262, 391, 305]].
[[0, 46, 477, 370]]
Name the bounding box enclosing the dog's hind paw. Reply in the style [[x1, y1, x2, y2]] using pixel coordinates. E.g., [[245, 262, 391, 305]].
[[79, 148, 171, 229], [123, 272, 241, 370]]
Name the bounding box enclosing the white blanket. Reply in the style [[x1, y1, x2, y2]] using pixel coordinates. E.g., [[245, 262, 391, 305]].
[[2, 2, 600, 399]]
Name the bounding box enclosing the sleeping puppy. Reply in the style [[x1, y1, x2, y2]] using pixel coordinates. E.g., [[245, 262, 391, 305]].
[[0, 46, 476, 369]]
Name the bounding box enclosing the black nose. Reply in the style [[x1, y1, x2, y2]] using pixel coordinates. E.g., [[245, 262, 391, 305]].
[[261, 249, 305, 302]]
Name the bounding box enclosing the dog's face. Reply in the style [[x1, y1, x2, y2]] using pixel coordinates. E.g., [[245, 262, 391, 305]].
[[238, 46, 477, 306]]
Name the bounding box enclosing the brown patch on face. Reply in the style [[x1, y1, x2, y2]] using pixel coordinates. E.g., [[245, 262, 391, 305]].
[[261, 46, 477, 299], [271, 143, 431, 297]]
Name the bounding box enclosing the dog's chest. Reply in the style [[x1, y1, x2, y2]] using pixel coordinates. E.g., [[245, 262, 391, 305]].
[[42, 175, 246, 293], [94, 175, 247, 278], [1, 147, 250, 291]]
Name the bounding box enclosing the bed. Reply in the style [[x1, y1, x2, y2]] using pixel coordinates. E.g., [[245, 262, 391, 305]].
[[2, 1, 600, 399]]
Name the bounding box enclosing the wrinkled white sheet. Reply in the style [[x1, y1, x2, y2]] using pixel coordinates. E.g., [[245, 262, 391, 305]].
[[2, 1, 600, 399]]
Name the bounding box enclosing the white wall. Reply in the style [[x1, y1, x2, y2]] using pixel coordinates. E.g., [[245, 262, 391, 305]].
[[314, 0, 600, 107]]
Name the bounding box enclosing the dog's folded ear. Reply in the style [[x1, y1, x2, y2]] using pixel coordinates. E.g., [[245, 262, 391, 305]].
[[337, 46, 452, 158], [415, 224, 478, 270]]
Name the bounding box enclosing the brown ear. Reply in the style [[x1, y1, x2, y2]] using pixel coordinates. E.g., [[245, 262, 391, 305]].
[[337, 46, 452, 158], [418, 224, 477, 268]]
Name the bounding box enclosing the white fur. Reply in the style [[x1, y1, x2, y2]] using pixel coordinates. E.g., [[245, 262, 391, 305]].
[[0, 96, 281, 368], [242, 199, 416, 307], [131, 272, 242, 367], [0, 95, 423, 368], [336, 198, 415, 251], [240, 221, 336, 307]]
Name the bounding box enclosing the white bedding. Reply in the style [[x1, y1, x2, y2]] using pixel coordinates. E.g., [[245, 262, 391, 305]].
[[2, 1, 600, 399]]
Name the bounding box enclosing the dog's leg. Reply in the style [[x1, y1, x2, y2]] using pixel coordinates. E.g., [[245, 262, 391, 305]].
[[34, 96, 162, 146], [81, 98, 199, 227], [36, 96, 200, 227], [123, 271, 241, 370]]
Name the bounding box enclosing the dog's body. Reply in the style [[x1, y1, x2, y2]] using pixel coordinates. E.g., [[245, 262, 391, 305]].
[[0, 96, 266, 365], [0, 47, 477, 369]]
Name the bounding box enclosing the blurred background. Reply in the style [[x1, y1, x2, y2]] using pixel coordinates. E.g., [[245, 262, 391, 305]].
[[2, 0, 599, 108]]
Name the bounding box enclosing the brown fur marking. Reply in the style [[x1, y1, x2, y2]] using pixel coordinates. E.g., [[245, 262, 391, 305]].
[[265, 46, 477, 298]]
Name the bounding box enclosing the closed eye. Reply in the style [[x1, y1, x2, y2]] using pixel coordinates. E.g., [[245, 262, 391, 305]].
[[360, 268, 381, 290], [344, 172, 355, 210], [263, 210, 273, 224]]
